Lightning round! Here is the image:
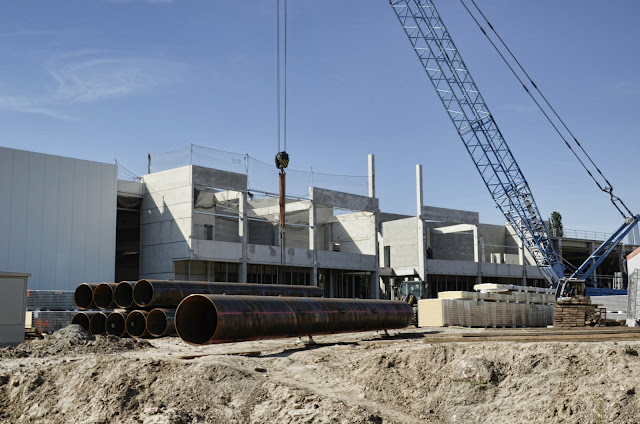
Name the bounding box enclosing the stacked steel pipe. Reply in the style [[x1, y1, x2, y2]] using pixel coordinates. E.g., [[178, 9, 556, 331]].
[[72, 280, 324, 339]]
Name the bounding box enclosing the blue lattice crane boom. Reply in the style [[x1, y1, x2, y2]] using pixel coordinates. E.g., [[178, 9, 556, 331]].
[[388, 0, 640, 291], [389, 0, 564, 286]]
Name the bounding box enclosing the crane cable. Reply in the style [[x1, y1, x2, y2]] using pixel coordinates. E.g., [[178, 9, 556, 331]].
[[458, 0, 634, 218], [276, 0, 288, 153]]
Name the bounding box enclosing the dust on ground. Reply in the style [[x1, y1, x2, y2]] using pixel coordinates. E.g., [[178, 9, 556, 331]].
[[1, 325, 640, 423]]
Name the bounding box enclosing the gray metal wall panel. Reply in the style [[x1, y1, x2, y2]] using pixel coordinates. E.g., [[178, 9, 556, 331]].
[[70, 160, 89, 286], [25, 153, 45, 289], [0, 147, 116, 290], [55, 157, 74, 289], [0, 152, 11, 271], [40, 155, 61, 290], [99, 165, 117, 281], [84, 161, 103, 283], [9, 150, 29, 271]]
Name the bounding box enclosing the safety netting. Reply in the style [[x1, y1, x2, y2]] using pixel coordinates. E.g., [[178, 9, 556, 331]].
[[148, 144, 368, 198]]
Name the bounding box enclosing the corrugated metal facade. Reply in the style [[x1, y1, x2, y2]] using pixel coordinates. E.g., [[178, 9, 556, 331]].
[[0, 147, 117, 290]]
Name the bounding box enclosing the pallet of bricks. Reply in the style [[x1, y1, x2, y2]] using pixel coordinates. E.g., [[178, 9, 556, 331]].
[[418, 283, 555, 328], [554, 296, 601, 328]]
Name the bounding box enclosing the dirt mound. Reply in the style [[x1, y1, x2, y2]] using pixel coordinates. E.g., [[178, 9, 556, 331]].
[[2, 329, 640, 423], [0, 356, 384, 424], [0, 325, 152, 358]]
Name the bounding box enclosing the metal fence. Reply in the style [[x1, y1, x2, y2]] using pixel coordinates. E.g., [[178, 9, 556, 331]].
[[147, 144, 369, 198]]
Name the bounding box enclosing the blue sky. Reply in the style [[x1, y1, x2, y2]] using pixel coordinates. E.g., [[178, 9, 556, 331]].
[[1, 0, 639, 234]]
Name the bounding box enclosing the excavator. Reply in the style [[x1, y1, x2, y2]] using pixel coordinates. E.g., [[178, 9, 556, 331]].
[[387, 0, 639, 301]]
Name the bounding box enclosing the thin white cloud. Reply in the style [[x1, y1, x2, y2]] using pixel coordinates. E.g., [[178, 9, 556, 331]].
[[0, 96, 74, 120], [48, 51, 182, 103], [0, 50, 184, 119]]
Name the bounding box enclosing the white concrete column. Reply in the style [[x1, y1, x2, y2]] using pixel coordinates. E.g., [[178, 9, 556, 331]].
[[477, 236, 484, 284], [239, 191, 248, 283], [417, 218, 426, 281], [372, 212, 380, 299], [416, 164, 423, 217], [309, 198, 318, 286], [368, 154, 375, 198], [473, 226, 479, 262]]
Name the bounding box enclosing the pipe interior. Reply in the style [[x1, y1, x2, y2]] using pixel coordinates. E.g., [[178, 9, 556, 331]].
[[71, 313, 90, 331], [93, 284, 113, 309], [106, 313, 126, 336], [89, 314, 107, 335], [127, 312, 147, 337], [114, 283, 133, 308], [74, 284, 94, 309], [176, 296, 217, 345], [133, 280, 153, 306], [147, 310, 167, 336]]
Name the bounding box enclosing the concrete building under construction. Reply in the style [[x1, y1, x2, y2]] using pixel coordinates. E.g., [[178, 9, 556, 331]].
[[0, 144, 635, 297]]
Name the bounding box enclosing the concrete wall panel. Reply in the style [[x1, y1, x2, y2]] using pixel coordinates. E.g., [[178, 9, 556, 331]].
[[192, 166, 247, 191], [422, 206, 479, 225], [311, 187, 379, 212]]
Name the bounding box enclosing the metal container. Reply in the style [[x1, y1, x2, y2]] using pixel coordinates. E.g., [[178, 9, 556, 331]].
[[125, 310, 149, 338], [147, 308, 176, 337], [71, 311, 103, 332], [93, 283, 119, 309], [114, 281, 137, 309], [175, 295, 413, 345], [105, 310, 130, 337], [74, 283, 99, 310], [89, 312, 109, 335], [133, 280, 323, 308]]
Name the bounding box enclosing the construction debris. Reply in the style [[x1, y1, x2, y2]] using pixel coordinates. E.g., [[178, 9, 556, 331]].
[[554, 296, 602, 328]]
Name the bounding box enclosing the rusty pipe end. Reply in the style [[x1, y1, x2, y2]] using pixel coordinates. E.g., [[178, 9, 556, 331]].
[[114, 281, 135, 309], [176, 295, 217, 345], [125, 310, 149, 338], [71, 312, 91, 332], [94, 283, 116, 309], [147, 308, 175, 337], [106, 311, 128, 337], [133, 280, 154, 307], [89, 312, 108, 335], [74, 283, 95, 310]]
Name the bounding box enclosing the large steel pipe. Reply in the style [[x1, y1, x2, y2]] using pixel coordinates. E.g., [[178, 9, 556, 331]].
[[106, 311, 130, 337], [147, 308, 176, 337], [134, 280, 323, 308], [89, 312, 109, 335], [114, 281, 137, 309], [74, 283, 99, 310], [72, 312, 102, 332], [93, 283, 119, 309], [176, 295, 413, 345], [126, 310, 149, 338]]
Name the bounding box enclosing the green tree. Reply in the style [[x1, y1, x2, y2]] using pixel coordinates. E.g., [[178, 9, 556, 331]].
[[549, 211, 564, 237]]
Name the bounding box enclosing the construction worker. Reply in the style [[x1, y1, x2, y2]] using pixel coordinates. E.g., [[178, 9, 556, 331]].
[[426, 246, 434, 259]]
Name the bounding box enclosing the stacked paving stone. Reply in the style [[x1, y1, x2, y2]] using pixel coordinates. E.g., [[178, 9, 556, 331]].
[[418, 283, 555, 328], [554, 296, 599, 328]]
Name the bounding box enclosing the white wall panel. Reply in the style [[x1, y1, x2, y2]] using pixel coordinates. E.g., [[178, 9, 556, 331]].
[[0, 152, 12, 271], [0, 147, 116, 290], [55, 157, 74, 289], [25, 153, 45, 289], [40, 155, 61, 289], [9, 150, 28, 271]]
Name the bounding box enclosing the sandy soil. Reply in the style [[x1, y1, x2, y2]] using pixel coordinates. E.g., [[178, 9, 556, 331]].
[[1, 325, 640, 423]]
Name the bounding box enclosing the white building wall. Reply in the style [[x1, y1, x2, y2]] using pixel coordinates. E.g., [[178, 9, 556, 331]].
[[0, 147, 117, 290]]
